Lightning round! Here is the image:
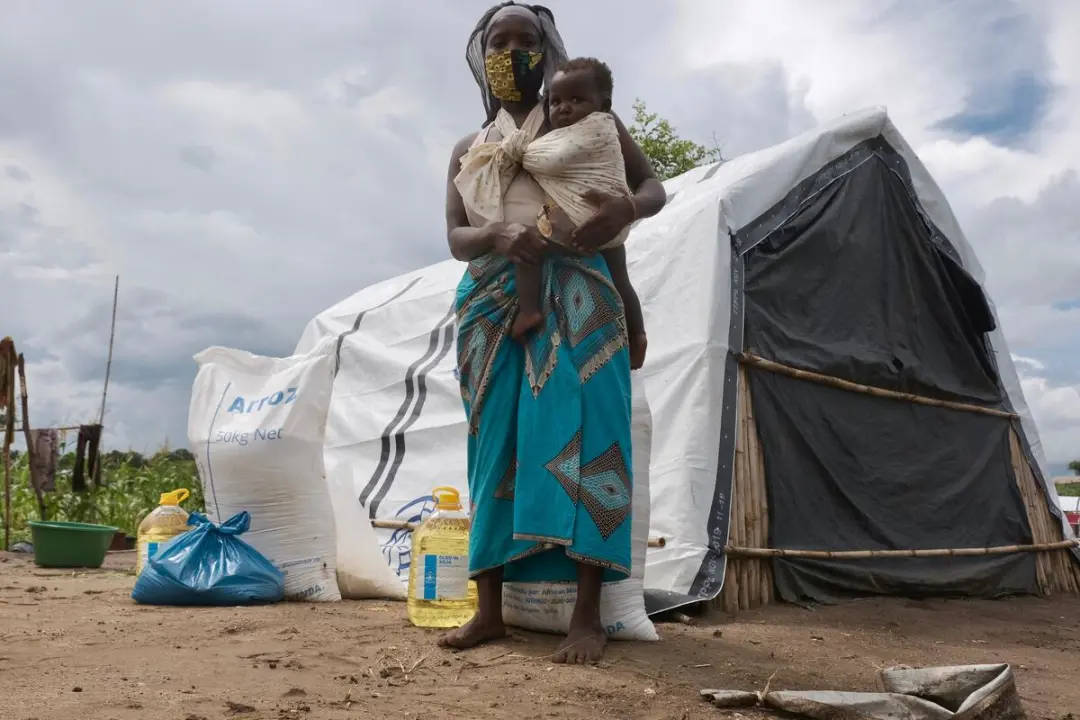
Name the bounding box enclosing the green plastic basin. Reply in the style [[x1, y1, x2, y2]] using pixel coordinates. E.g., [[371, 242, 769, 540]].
[[28, 521, 119, 569]]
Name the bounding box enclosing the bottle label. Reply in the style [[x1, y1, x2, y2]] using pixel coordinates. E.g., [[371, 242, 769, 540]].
[[416, 554, 468, 601]]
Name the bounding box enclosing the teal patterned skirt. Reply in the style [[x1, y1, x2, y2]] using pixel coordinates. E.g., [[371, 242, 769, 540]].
[[455, 252, 634, 583]]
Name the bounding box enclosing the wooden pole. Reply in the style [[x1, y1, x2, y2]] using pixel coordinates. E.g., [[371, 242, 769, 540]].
[[1, 339, 13, 551], [1009, 428, 1052, 593], [720, 374, 745, 613], [747, 379, 773, 605], [725, 538, 1080, 560], [368, 518, 669, 547], [735, 368, 753, 609], [740, 353, 1017, 420], [17, 355, 46, 521], [1014, 426, 1080, 594], [98, 275, 119, 426], [733, 421, 749, 610], [13, 424, 81, 433], [744, 368, 772, 606], [2, 441, 9, 551]]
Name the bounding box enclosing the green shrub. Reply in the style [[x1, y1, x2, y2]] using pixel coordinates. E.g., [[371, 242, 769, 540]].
[[1058, 481, 1080, 498], [1, 448, 205, 545]]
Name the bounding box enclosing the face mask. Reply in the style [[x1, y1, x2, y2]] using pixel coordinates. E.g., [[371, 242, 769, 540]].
[[484, 49, 544, 103]]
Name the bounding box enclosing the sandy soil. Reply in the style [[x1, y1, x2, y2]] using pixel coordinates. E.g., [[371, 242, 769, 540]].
[[1, 552, 1077, 720]]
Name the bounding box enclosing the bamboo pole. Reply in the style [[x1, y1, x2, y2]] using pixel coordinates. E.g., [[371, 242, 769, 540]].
[[17, 355, 46, 521], [734, 419, 749, 611], [725, 539, 1080, 560], [1019, 436, 1054, 595], [1013, 431, 1046, 586], [1008, 426, 1080, 594], [12, 425, 81, 433], [721, 555, 740, 613], [2, 439, 10, 551], [739, 354, 1017, 420], [368, 518, 669, 548], [738, 368, 759, 608], [747, 379, 773, 604], [746, 369, 765, 607], [721, 378, 747, 613], [714, 367, 777, 614], [371, 518, 414, 531], [98, 275, 119, 426], [744, 369, 773, 605], [1, 340, 12, 551], [1034, 441, 1077, 595]]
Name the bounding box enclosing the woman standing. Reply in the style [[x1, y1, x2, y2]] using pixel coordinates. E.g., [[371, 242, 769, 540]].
[[442, 2, 666, 664]]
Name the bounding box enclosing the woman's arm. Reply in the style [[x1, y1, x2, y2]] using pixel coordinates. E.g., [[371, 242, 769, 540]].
[[612, 112, 667, 221], [446, 132, 498, 262], [446, 132, 548, 264]]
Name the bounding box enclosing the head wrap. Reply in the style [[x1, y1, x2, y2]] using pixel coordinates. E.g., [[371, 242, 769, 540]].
[[465, 2, 569, 126]]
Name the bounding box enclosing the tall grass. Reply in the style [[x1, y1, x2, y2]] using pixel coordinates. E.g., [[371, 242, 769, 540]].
[[1, 447, 205, 545]]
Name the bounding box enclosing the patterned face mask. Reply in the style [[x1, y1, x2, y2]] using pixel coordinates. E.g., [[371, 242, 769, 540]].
[[484, 49, 544, 103]]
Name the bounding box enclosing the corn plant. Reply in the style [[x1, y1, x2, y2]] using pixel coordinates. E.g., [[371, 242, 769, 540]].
[[2, 447, 205, 545]]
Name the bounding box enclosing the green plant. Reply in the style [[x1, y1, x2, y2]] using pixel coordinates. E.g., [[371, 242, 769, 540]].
[[1059, 482, 1080, 498], [2, 447, 205, 546], [626, 99, 723, 181]]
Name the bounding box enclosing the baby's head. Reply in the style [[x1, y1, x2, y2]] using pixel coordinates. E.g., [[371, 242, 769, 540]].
[[548, 57, 614, 129]]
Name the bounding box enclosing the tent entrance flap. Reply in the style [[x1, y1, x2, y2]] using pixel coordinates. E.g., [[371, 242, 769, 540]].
[[739, 146, 1040, 604], [752, 369, 1037, 603]]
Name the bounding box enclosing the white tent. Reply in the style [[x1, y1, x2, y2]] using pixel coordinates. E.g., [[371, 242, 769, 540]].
[[297, 107, 1078, 613]]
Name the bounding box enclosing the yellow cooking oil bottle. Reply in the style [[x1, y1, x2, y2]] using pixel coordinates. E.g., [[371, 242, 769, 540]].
[[407, 486, 478, 628], [135, 488, 192, 575]]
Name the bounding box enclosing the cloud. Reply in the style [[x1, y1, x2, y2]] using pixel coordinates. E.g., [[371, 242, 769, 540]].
[[1018, 371, 1080, 468], [2, 0, 1079, 464]]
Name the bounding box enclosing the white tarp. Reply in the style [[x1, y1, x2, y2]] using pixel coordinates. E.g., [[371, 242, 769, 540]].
[[297, 106, 1068, 612], [702, 664, 1025, 718]]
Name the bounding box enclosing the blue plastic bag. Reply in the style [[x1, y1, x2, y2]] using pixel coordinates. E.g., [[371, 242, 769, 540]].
[[132, 511, 285, 606]]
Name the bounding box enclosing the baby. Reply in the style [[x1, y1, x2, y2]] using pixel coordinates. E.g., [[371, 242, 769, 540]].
[[511, 57, 647, 370]]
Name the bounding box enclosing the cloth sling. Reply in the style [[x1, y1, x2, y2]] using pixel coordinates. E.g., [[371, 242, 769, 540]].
[[454, 104, 631, 249]]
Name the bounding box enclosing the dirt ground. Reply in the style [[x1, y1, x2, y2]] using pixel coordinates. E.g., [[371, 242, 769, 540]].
[[0, 552, 1077, 720]]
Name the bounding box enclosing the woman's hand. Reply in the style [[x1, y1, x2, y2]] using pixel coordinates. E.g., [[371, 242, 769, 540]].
[[492, 223, 549, 265], [571, 189, 636, 253]]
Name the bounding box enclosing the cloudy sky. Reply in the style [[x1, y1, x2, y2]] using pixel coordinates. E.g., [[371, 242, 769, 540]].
[[1, 0, 1077, 472]]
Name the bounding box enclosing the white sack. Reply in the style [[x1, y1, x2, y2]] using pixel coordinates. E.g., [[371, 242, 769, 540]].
[[188, 339, 341, 602], [329, 462, 406, 600]]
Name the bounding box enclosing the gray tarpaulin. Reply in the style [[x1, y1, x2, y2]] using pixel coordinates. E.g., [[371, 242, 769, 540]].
[[702, 663, 1025, 719], [741, 149, 1039, 603]]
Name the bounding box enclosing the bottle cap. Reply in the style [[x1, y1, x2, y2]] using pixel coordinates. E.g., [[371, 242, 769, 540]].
[[431, 486, 463, 511], [159, 488, 191, 506]]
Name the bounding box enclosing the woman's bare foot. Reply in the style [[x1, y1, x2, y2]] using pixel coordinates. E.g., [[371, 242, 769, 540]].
[[511, 310, 544, 341], [437, 614, 507, 650], [552, 618, 607, 665]]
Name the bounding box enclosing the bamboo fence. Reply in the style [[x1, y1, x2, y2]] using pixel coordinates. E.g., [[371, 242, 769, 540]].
[[1008, 427, 1080, 595], [713, 355, 1080, 613], [718, 365, 773, 613]]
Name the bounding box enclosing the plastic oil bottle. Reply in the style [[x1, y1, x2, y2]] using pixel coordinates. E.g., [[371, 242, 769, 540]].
[[407, 486, 478, 628], [135, 488, 192, 575]]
